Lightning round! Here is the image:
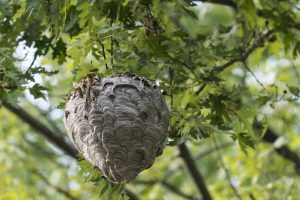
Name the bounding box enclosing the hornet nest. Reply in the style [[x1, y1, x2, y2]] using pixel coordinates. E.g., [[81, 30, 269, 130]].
[[63, 74, 169, 183]]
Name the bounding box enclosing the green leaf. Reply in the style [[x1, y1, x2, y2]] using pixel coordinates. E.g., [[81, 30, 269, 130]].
[[56, 100, 66, 109], [26, 67, 59, 76], [252, 118, 267, 139], [98, 24, 122, 39], [29, 84, 48, 99], [288, 85, 300, 97], [92, 16, 106, 27], [6, 89, 22, 106], [231, 132, 254, 154], [180, 5, 198, 19], [0, 89, 8, 100], [13, 0, 27, 21], [255, 95, 271, 106], [78, 156, 128, 200], [292, 42, 300, 58], [100, 181, 109, 197]]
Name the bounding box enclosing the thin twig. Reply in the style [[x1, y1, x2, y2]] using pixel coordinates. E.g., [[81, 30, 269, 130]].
[[21, 134, 57, 158], [196, 30, 274, 95], [212, 134, 242, 199], [110, 19, 114, 68], [126, 189, 140, 200], [178, 143, 212, 200], [214, 30, 274, 74], [141, 141, 234, 197], [161, 180, 197, 200], [195, 84, 206, 95], [32, 170, 78, 200], [134, 179, 196, 200], [169, 67, 174, 107], [194, 141, 234, 160], [167, 53, 201, 80], [27, 53, 38, 71], [161, 142, 234, 180], [242, 60, 266, 89], [144, 0, 159, 36], [283, 180, 295, 199], [97, 39, 108, 70]]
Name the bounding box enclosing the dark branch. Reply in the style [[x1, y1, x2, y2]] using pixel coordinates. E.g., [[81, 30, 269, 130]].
[[194, 0, 237, 9], [26, 53, 38, 73], [1, 101, 78, 158], [242, 60, 265, 89], [97, 39, 108, 70], [110, 19, 114, 68], [263, 128, 300, 172], [178, 143, 212, 200], [213, 30, 274, 74], [196, 29, 274, 95], [1, 101, 142, 200], [126, 189, 140, 200]]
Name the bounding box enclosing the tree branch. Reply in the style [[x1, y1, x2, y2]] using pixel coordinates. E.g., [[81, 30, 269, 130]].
[[110, 19, 114, 68], [263, 128, 300, 172], [242, 60, 266, 89], [32, 169, 78, 200], [190, 25, 300, 173], [1, 101, 140, 200], [126, 189, 139, 200], [178, 143, 212, 200], [196, 29, 274, 94], [215, 30, 273, 73], [1, 101, 78, 158], [97, 39, 108, 70], [161, 180, 197, 200]]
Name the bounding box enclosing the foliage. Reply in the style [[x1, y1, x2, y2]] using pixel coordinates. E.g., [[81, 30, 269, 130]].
[[77, 155, 128, 200], [0, 0, 300, 199]]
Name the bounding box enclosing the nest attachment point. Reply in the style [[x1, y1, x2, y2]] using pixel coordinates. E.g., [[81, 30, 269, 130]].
[[63, 74, 169, 183]]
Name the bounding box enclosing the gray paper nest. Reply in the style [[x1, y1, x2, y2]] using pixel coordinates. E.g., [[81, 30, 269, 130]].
[[63, 74, 169, 183]]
